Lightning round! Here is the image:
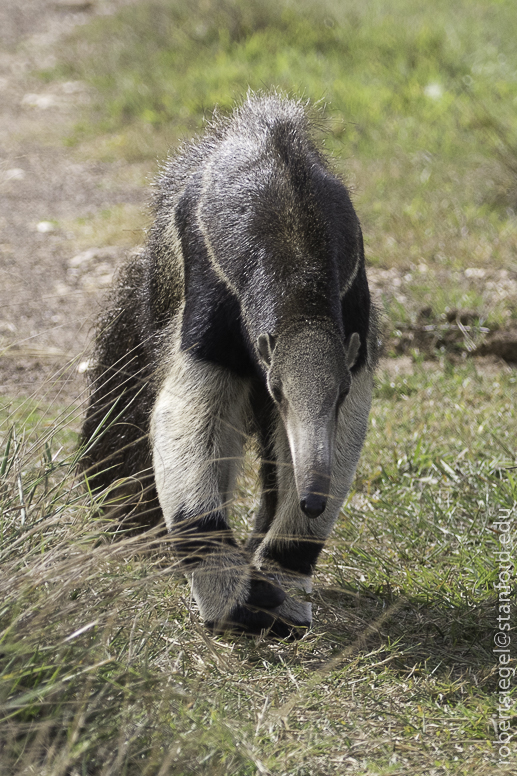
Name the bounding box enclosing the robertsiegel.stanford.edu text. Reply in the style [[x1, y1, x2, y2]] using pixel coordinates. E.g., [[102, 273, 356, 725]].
[[493, 507, 515, 763]]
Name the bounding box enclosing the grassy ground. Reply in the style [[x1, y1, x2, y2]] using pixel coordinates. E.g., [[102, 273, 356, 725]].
[[2, 0, 517, 773], [1, 363, 515, 774]]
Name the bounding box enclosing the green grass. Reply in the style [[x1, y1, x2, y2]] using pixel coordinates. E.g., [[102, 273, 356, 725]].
[[1, 363, 516, 774], [51, 0, 513, 162]]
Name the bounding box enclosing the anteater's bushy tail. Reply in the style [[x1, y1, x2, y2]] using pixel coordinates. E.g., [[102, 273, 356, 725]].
[[80, 254, 162, 527]]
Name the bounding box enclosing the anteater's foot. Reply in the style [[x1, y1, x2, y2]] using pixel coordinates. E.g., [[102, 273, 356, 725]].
[[205, 570, 286, 636], [206, 573, 312, 640], [190, 549, 312, 638]]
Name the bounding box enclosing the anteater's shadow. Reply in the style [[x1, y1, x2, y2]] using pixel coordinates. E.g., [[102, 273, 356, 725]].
[[314, 584, 503, 690]]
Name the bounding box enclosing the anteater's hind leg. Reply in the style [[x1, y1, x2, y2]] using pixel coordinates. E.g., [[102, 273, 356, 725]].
[[151, 340, 285, 635]]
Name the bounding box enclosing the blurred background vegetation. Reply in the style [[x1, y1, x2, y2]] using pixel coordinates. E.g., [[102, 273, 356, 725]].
[[44, 0, 517, 335]]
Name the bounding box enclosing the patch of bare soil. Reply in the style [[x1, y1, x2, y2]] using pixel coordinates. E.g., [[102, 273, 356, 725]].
[[368, 266, 517, 368], [0, 0, 144, 403], [384, 304, 517, 368]]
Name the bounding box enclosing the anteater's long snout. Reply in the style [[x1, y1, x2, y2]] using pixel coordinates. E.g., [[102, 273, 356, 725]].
[[285, 413, 334, 520]]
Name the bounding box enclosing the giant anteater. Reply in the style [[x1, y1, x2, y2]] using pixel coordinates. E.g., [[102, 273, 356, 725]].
[[81, 93, 379, 637]]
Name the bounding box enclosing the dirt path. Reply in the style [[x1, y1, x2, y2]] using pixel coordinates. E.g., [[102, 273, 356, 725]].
[[0, 0, 145, 401]]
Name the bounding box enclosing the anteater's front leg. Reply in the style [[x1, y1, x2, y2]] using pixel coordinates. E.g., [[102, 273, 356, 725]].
[[151, 349, 284, 634], [252, 367, 374, 638]]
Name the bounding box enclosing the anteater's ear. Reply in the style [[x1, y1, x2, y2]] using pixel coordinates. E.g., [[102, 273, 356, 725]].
[[345, 332, 361, 369], [257, 333, 276, 367]]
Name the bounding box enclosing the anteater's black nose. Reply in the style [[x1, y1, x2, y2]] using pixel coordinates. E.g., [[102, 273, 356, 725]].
[[300, 494, 327, 519]]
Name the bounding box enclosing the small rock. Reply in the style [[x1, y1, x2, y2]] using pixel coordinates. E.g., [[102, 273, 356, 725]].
[[424, 83, 444, 100], [95, 273, 114, 287], [464, 267, 486, 279], [82, 270, 114, 291], [37, 221, 56, 233], [55, 282, 70, 296], [4, 168, 25, 182], [68, 247, 99, 268], [22, 93, 58, 110], [62, 81, 87, 94]]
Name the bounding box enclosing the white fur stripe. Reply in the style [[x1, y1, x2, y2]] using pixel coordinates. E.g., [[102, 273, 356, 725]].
[[151, 312, 250, 531]]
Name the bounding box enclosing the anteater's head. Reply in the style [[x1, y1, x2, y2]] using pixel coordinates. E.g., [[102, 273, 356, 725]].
[[257, 323, 360, 519]]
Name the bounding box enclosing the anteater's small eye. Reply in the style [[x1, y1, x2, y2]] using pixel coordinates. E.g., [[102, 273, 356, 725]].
[[272, 386, 282, 404]]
